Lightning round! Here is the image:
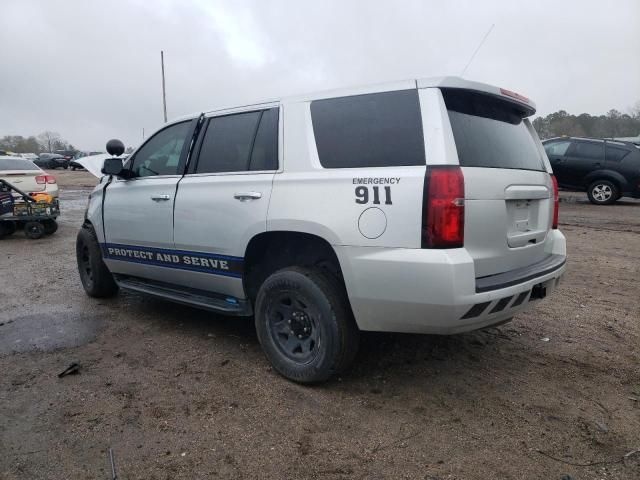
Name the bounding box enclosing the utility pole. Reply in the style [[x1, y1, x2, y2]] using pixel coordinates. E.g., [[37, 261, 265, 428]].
[[161, 50, 168, 123]]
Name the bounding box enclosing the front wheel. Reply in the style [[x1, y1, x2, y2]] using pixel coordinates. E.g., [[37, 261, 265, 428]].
[[587, 180, 618, 205], [255, 267, 359, 383], [76, 226, 118, 297]]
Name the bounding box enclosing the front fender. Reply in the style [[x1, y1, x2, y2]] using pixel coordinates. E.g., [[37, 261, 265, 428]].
[[85, 180, 109, 243]]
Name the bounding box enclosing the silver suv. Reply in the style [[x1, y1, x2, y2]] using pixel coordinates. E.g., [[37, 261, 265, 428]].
[[77, 76, 566, 383]]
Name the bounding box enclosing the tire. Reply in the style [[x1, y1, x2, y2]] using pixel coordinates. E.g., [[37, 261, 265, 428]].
[[76, 226, 118, 298], [0, 221, 17, 238], [587, 180, 618, 205], [42, 219, 58, 235], [254, 267, 359, 383], [24, 221, 45, 239]]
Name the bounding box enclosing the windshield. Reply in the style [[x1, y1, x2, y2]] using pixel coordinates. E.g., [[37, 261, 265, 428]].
[[443, 89, 545, 171], [0, 158, 39, 170]]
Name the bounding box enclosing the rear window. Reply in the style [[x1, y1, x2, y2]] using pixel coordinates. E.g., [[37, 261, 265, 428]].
[[443, 89, 545, 171], [311, 90, 425, 168], [0, 158, 38, 170]]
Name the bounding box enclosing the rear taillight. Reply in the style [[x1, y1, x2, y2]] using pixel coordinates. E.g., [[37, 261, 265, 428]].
[[422, 166, 465, 248], [35, 175, 56, 185], [551, 174, 559, 229]]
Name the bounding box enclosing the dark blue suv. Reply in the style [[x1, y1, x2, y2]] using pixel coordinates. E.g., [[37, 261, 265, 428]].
[[543, 137, 640, 205]]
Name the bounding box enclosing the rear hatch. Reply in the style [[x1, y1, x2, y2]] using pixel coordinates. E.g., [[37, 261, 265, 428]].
[[0, 158, 45, 195], [442, 88, 554, 278]]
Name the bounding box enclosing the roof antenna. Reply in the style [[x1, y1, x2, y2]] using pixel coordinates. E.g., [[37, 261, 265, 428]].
[[460, 23, 495, 77]]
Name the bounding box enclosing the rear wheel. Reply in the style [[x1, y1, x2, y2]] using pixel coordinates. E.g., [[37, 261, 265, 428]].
[[255, 267, 359, 383], [587, 180, 618, 205], [76, 226, 118, 297], [43, 219, 58, 235], [24, 221, 45, 239]]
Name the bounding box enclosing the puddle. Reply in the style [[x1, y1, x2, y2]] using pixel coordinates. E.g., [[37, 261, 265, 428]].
[[0, 312, 104, 354]]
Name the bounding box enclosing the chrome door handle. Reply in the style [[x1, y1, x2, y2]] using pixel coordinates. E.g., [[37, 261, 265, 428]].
[[150, 194, 171, 201], [234, 192, 262, 201]]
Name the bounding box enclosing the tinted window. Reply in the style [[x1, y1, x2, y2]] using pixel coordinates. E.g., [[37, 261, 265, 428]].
[[443, 89, 545, 171], [249, 108, 279, 171], [606, 144, 630, 162], [0, 158, 39, 170], [196, 112, 261, 173], [130, 121, 191, 177], [569, 141, 603, 160], [311, 90, 425, 168], [544, 140, 571, 156]]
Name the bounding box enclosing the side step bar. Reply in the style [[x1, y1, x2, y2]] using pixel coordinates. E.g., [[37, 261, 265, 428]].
[[114, 275, 252, 316]]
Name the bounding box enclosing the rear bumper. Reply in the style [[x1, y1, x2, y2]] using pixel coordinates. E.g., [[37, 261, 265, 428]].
[[335, 229, 566, 334]]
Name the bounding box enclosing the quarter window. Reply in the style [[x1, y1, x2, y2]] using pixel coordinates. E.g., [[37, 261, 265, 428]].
[[311, 90, 425, 168], [129, 121, 191, 177], [606, 144, 630, 162]]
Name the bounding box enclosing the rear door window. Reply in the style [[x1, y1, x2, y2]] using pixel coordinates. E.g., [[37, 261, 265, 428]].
[[194, 108, 279, 174], [443, 89, 545, 171], [567, 141, 604, 160], [195, 112, 261, 174], [311, 90, 425, 168]]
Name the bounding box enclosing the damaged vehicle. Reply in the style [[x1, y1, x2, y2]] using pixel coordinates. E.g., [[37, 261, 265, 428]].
[[76, 76, 566, 383]]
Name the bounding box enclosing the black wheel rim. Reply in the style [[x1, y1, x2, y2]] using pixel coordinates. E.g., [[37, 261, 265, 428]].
[[27, 224, 42, 236], [266, 292, 320, 364], [80, 243, 93, 284]]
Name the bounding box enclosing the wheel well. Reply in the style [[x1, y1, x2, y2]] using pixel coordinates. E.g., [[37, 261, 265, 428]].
[[243, 231, 344, 303], [586, 175, 623, 192]]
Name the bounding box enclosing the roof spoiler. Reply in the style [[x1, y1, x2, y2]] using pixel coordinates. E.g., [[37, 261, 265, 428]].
[[417, 76, 536, 116]]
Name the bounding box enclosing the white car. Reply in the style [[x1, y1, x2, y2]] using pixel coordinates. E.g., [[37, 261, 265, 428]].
[[0, 156, 59, 199], [77, 76, 566, 383]]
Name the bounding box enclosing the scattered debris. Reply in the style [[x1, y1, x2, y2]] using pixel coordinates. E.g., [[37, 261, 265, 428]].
[[594, 421, 609, 433], [109, 447, 118, 480], [623, 449, 640, 467], [58, 362, 80, 378]]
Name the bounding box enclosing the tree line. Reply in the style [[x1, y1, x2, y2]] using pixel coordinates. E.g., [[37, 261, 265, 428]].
[[0, 132, 75, 154], [532, 103, 640, 140]]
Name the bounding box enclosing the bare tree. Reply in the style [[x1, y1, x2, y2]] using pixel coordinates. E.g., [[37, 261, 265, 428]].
[[37, 131, 62, 153]]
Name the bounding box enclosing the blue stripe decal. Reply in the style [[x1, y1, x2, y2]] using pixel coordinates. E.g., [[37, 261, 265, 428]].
[[101, 243, 243, 278]]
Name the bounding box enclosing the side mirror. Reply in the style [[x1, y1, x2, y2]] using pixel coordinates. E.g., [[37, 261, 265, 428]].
[[102, 158, 133, 178]]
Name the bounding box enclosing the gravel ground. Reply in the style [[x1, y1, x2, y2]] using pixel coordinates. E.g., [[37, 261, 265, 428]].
[[1, 170, 639, 479]]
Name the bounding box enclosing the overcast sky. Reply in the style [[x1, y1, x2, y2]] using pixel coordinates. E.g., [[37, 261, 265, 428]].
[[1, 0, 639, 150]]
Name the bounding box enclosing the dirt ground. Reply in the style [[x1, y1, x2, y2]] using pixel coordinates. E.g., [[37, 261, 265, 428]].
[[1, 169, 639, 479]]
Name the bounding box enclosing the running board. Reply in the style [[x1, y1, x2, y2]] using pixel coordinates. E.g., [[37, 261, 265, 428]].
[[114, 275, 252, 316]]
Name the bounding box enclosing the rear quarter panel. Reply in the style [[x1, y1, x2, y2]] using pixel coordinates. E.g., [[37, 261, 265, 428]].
[[268, 101, 424, 248]]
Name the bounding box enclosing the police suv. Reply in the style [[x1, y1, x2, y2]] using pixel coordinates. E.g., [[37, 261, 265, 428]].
[[77, 76, 566, 383]]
